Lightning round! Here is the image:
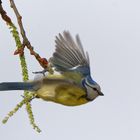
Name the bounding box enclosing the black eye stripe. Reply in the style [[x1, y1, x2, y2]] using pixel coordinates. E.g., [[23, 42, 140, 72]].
[[85, 82, 99, 91], [93, 88, 97, 91]]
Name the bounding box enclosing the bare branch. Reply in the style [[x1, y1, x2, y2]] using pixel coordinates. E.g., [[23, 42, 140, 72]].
[[0, 0, 12, 24], [9, 0, 49, 70]]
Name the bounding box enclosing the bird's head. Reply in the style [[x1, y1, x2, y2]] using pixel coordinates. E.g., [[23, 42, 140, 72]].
[[82, 76, 104, 101]]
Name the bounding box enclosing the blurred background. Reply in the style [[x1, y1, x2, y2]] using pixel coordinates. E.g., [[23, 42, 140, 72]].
[[0, 0, 140, 139]]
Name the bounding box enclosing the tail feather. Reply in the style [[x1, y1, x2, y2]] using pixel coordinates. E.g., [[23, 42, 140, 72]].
[[0, 82, 37, 91]]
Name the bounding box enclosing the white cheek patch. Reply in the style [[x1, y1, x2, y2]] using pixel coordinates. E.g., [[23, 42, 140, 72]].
[[85, 85, 98, 100]]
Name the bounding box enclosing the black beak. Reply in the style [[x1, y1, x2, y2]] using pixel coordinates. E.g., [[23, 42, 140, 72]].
[[98, 91, 104, 96]]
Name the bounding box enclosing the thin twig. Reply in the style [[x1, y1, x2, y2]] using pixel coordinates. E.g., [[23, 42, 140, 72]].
[[0, 0, 12, 24], [9, 0, 49, 70], [8, 0, 42, 132], [0, 0, 41, 132]]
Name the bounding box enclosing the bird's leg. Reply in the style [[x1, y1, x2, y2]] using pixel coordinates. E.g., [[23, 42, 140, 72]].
[[32, 69, 48, 76], [32, 63, 54, 76]]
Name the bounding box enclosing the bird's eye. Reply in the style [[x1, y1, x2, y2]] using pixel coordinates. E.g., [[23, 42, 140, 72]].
[[93, 88, 97, 91]]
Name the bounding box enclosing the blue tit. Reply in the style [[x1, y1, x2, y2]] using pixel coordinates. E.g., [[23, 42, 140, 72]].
[[0, 31, 103, 106]]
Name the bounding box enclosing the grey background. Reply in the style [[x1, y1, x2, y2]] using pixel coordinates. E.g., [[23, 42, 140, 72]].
[[0, 0, 140, 139]]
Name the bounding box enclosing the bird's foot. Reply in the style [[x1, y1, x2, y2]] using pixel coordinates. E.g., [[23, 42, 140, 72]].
[[32, 69, 48, 76]]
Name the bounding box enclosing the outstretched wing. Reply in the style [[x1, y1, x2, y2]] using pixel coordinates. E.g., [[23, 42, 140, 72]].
[[50, 31, 90, 80]]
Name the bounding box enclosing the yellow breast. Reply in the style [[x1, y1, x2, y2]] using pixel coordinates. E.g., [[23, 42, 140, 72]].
[[35, 77, 88, 106]]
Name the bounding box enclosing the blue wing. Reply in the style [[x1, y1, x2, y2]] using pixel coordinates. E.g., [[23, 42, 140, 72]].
[[50, 31, 91, 78]]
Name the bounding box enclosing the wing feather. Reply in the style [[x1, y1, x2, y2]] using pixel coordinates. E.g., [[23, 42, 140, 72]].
[[50, 31, 90, 76]]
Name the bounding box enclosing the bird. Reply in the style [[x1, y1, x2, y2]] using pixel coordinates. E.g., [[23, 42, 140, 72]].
[[0, 31, 103, 106]]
